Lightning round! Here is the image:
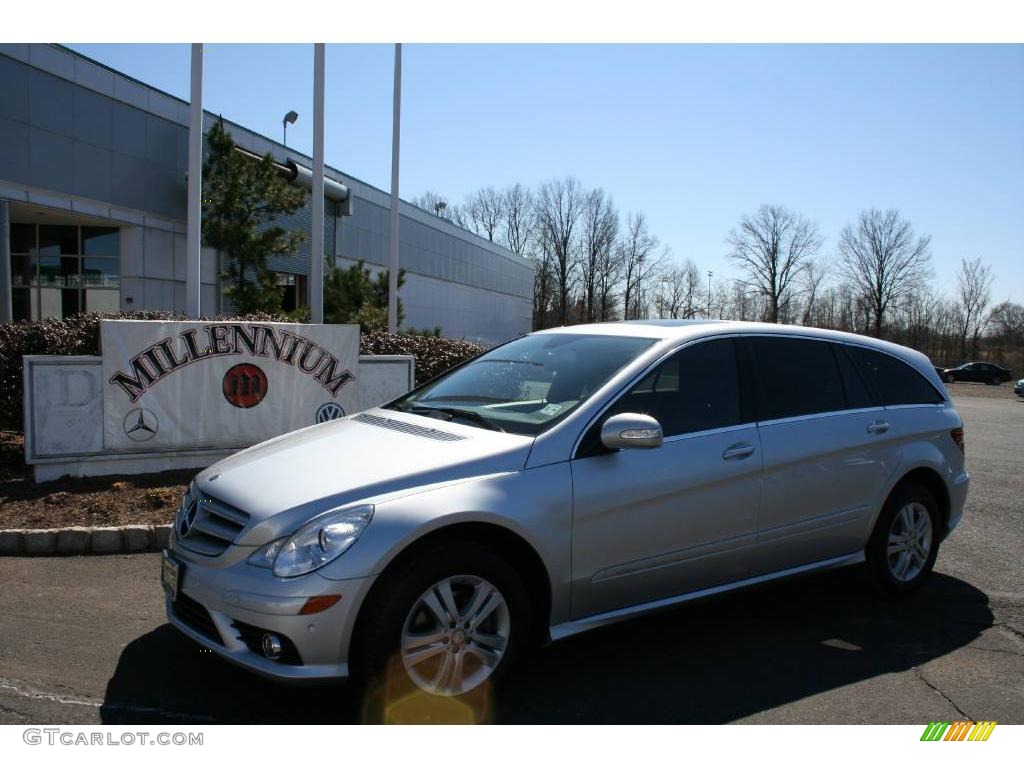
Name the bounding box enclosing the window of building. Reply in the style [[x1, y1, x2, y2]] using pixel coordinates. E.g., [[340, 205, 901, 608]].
[[8, 223, 120, 321], [749, 336, 846, 421], [276, 273, 308, 313]]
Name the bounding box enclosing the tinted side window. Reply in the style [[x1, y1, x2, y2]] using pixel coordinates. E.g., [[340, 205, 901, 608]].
[[610, 338, 742, 437], [750, 337, 845, 420], [848, 347, 945, 406], [832, 343, 875, 409]]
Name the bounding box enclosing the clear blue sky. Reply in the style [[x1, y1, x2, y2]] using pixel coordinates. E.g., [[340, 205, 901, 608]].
[[68, 44, 1024, 303]]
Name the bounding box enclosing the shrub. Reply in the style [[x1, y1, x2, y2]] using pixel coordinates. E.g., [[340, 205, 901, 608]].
[[359, 330, 485, 386], [0, 313, 485, 432]]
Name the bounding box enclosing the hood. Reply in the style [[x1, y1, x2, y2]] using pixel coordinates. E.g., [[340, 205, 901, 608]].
[[194, 409, 534, 538]]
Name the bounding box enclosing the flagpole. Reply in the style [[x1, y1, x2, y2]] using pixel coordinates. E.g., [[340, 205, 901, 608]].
[[310, 43, 326, 324], [387, 43, 402, 333], [185, 43, 203, 319]]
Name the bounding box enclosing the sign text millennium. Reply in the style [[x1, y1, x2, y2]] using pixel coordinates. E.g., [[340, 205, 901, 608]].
[[109, 323, 354, 402]]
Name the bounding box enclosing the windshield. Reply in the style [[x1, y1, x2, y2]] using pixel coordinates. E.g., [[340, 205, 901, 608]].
[[386, 333, 656, 436]]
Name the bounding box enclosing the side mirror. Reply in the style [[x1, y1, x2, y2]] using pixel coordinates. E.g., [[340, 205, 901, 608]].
[[600, 413, 664, 451]]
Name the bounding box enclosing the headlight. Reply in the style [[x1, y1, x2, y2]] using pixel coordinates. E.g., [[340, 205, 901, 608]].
[[247, 504, 374, 578]]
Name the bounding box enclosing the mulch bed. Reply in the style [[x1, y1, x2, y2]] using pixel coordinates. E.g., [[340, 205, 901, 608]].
[[0, 432, 188, 529]]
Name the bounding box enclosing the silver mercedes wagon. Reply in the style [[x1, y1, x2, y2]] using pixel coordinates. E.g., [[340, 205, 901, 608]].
[[163, 320, 969, 698]]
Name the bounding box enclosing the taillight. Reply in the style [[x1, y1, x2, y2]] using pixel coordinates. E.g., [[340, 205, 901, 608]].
[[951, 427, 965, 454]]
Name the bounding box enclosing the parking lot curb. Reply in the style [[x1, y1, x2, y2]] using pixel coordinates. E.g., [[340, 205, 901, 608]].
[[0, 524, 172, 556]]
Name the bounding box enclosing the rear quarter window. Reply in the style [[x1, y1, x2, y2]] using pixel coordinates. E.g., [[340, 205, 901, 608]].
[[848, 346, 945, 406]]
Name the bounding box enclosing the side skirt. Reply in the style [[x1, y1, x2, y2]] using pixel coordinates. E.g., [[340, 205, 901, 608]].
[[548, 551, 866, 642]]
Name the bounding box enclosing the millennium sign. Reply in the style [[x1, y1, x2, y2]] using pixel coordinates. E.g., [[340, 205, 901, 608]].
[[109, 323, 354, 403], [100, 320, 360, 452]]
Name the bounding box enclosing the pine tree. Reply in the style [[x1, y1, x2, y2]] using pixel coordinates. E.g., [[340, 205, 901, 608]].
[[202, 120, 308, 314], [323, 259, 405, 329]]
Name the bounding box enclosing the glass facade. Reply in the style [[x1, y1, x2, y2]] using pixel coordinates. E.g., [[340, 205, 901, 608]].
[[10, 223, 120, 321]]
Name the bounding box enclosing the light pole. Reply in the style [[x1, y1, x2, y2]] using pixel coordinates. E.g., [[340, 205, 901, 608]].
[[706, 270, 713, 319], [282, 110, 298, 147]]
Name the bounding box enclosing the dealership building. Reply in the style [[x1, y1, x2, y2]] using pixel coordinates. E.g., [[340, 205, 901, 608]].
[[0, 44, 533, 344]]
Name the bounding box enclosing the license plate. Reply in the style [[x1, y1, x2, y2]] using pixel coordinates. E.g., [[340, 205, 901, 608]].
[[161, 550, 182, 602]]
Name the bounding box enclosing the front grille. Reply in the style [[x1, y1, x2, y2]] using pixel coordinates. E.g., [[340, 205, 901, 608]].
[[178, 495, 250, 557], [172, 592, 221, 644], [233, 621, 303, 665], [354, 412, 465, 441]]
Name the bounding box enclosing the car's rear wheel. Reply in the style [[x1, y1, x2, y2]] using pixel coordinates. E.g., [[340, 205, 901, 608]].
[[990, 376, 1001, 385], [866, 483, 940, 596], [354, 539, 531, 715]]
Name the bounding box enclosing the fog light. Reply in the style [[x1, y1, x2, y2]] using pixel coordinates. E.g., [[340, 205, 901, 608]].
[[261, 633, 282, 660]]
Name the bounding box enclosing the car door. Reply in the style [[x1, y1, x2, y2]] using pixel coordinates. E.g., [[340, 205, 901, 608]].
[[569, 337, 761, 620], [746, 336, 902, 576]]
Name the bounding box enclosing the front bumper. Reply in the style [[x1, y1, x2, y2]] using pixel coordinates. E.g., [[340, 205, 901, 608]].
[[164, 547, 375, 682]]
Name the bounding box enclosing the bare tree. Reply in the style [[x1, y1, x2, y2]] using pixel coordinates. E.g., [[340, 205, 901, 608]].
[[410, 190, 453, 219], [537, 177, 585, 325], [954, 257, 995, 359], [654, 260, 702, 319], [619, 213, 662, 320], [503, 183, 536, 256], [838, 208, 932, 338], [726, 204, 823, 324], [799, 258, 830, 326], [463, 186, 506, 242], [531, 224, 556, 329], [580, 188, 619, 323]]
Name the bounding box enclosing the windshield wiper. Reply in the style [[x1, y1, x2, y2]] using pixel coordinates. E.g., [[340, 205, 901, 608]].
[[410, 405, 506, 433]]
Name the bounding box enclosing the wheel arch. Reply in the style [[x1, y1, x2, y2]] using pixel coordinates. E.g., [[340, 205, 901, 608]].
[[350, 520, 555, 657], [885, 465, 952, 532]]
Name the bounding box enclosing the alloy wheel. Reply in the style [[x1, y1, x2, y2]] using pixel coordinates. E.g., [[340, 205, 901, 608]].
[[886, 502, 933, 582], [400, 574, 511, 696]]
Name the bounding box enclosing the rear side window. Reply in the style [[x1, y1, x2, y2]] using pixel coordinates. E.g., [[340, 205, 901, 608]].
[[832, 343, 874, 409], [749, 337, 846, 420], [848, 347, 945, 406], [609, 337, 742, 437]]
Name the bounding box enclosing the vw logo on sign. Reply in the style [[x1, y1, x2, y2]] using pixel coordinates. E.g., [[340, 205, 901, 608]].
[[315, 402, 346, 423], [123, 407, 159, 441]]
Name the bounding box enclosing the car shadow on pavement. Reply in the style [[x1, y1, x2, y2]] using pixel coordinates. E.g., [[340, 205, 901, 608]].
[[101, 568, 993, 724]]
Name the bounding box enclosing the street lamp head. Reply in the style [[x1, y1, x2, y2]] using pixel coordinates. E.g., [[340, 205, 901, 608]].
[[283, 110, 299, 126]]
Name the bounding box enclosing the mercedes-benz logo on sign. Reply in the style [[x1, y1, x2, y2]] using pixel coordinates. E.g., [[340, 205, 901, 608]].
[[316, 402, 346, 423], [123, 407, 159, 441], [223, 363, 269, 408]]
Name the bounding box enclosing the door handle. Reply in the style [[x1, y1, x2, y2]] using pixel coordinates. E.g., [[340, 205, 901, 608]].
[[866, 420, 890, 434], [722, 442, 755, 460]]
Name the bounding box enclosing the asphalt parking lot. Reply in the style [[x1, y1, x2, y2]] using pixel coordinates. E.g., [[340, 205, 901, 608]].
[[1, 384, 1022, 724]]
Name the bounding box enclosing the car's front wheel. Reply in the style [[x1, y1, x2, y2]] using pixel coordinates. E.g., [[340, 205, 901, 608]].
[[943, 373, 954, 383], [354, 539, 532, 708], [866, 482, 941, 596]]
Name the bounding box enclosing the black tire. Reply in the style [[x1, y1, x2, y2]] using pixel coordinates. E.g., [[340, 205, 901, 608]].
[[866, 482, 941, 596], [352, 538, 532, 720], [943, 373, 954, 384], [990, 376, 1000, 386]]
